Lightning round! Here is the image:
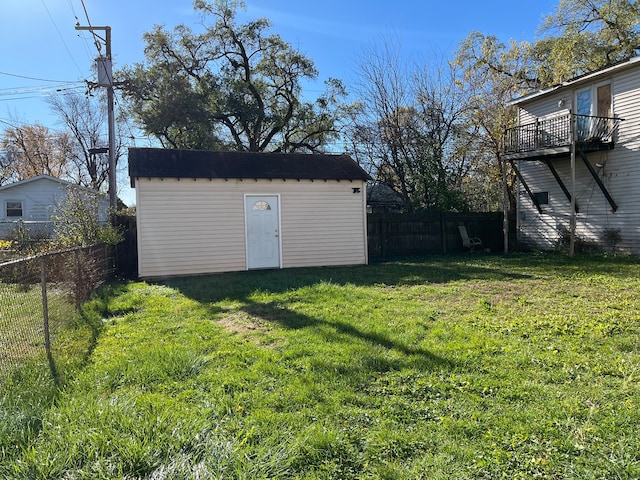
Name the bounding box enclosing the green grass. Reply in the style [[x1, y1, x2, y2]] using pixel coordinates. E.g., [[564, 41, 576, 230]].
[[0, 281, 81, 372], [0, 281, 103, 468], [2, 254, 640, 479]]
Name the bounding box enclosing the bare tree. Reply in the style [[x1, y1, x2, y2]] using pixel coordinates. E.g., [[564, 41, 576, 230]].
[[48, 91, 124, 191], [349, 40, 477, 212]]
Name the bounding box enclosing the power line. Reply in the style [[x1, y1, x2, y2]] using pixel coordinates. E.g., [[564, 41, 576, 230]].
[[0, 117, 87, 138], [0, 82, 82, 92], [67, 0, 95, 63], [79, 0, 103, 56], [0, 84, 84, 97], [0, 95, 61, 103], [39, 0, 85, 77], [0, 71, 79, 83], [0, 84, 69, 93]]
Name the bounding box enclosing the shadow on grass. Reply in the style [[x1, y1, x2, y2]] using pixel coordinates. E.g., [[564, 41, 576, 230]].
[[160, 254, 640, 375], [163, 255, 534, 306], [158, 256, 540, 373], [242, 299, 450, 372], [46, 351, 60, 388]]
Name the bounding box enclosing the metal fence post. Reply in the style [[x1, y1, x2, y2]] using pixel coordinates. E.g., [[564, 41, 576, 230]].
[[40, 256, 51, 357]]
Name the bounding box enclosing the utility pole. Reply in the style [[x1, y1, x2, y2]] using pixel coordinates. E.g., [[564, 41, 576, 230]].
[[75, 25, 117, 213]]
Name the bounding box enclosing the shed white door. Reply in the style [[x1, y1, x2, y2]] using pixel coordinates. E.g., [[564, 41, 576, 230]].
[[245, 195, 281, 269]]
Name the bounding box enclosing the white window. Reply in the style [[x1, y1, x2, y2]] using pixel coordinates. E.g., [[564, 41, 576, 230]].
[[252, 201, 271, 211], [6, 200, 23, 217]]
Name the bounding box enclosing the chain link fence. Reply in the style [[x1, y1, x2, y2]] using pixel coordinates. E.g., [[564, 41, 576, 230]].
[[0, 245, 109, 378]]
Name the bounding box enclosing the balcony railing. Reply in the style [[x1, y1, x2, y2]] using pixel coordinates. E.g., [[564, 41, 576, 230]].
[[504, 113, 621, 157]]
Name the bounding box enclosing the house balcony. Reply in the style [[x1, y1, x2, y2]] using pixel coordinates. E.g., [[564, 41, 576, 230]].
[[503, 113, 623, 213], [503, 113, 621, 161]]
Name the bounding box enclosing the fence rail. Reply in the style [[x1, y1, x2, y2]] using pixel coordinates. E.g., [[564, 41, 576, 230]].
[[0, 244, 109, 378], [503, 113, 621, 155]]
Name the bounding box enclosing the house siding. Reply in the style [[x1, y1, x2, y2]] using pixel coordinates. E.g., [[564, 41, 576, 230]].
[[0, 176, 109, 238], [516, 63, 640, 253], [519, 92, 571, 124], [135, 178, 368, 278]]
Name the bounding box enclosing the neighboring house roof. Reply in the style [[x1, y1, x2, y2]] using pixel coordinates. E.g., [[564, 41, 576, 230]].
[[128, 148, 371, 186], [0, 174, 101, 194], [509, 55, 640, 106], [367, 183, 406, 209]]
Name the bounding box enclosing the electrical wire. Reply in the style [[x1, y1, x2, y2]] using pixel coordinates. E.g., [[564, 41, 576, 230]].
[[80, 0, 103, 56], [0, 71, 80, 84], [0, 117, 85, 138], [0, 83, 82, 93], [67, 0, 95, 63], [0, 84, 85, 102], [39, 0, 85, 77]]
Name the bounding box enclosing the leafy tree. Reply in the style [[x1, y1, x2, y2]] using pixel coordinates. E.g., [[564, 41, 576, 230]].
[[119, 0, 348, 152], [455, 33, 529, 249], [456, 1, 640, 94], [534, 0, 640, 83], [0, 123, 73, 184], [455, 32, 525, 180]]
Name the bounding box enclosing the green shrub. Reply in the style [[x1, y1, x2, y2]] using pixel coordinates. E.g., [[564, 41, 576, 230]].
[[52, 187, 122, 248], [555, 224, 602, 254], [602, 227, 622, 254]]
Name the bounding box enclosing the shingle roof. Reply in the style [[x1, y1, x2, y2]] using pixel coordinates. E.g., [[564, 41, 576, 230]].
[[128, 148, 370, 186], [0, 174, 100, 194]]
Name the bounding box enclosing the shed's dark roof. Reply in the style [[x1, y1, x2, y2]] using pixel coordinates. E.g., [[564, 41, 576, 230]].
[[128, 148, 370, 186]]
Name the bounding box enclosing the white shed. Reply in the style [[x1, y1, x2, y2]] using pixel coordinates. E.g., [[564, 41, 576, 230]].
[[128, 148, 371, 278]]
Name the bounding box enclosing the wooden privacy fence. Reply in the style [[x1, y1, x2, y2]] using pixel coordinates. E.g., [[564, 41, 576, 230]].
[[113, 214, 138, 278], [367, 212, 504, 257]]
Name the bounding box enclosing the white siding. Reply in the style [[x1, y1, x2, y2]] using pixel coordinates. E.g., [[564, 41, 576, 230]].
[[135, 178, 368, 278], [517, 64, 640, 253], [519, 92, 571, 125]]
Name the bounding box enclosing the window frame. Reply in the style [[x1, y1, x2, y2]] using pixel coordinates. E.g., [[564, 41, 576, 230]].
[[533, 191, 549, 206], [575, 80, 612, 141], [575, 80, 612, 117], [5, 200, 24, 218]]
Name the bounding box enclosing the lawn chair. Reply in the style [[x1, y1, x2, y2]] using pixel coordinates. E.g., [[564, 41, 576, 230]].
[[458, 225, 482, 251]]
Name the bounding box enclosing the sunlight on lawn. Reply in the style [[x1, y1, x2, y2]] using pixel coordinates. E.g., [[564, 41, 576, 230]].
[[2, 255, 639, 479]]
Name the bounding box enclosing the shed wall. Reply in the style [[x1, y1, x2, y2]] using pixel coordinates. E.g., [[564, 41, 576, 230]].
[[135, 178, 368, 277]]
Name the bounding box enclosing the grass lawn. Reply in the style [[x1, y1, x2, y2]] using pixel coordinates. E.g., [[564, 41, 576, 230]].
[[0, 281, 79, 375], [2, 254, 639, 479]]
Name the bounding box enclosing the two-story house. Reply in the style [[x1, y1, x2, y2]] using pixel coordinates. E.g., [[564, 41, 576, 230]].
[[503, 56, 640, 253]]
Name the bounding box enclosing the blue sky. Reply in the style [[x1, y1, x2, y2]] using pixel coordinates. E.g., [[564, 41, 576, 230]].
[[1, 0, 560, 127], [0, 0, 558, 201]]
